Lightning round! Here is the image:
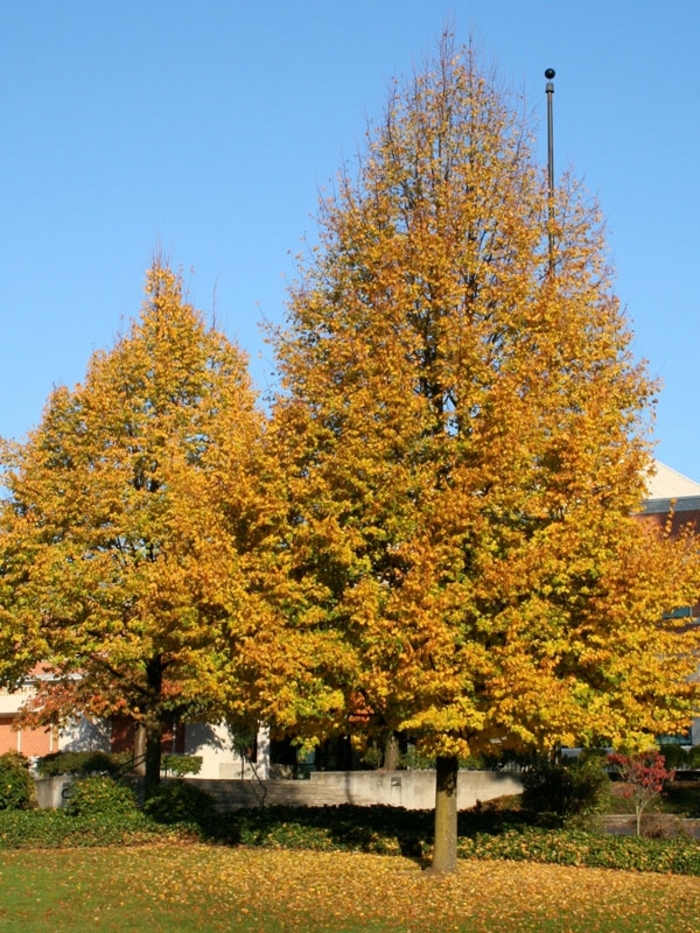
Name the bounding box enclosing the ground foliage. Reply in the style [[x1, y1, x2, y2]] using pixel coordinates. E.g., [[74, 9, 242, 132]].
[[0, 809, 166, 848], [657, 743, 700, 770], [2, 845, 700, 933], [657, 778, 700, 816], [5, 801, 700, 879]]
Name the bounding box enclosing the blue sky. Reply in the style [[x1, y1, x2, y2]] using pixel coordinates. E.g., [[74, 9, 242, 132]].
[[1, 1, 698, 479]]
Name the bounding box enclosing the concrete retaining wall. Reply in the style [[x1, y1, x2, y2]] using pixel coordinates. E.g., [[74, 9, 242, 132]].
[[33, 769, 523, 812], [34, 775, 74, 809], [188, 770, 523, 812], [310, 769, 523, 810]]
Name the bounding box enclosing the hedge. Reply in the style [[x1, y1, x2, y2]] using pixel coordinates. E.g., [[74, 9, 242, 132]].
[[36, 751, 131, 777], [0, 809, 166, 848], [458, 826, 700, 875], [3, 802, 700, 877]]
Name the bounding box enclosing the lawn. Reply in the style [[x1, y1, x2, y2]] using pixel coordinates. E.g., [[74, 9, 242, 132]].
[[2, 845, 700, 933]]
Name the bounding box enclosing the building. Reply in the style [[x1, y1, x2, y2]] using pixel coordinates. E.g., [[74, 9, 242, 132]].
[[0, 667, 270, 779], [642, 461, 700, 536], [640, 461, 700, 745]]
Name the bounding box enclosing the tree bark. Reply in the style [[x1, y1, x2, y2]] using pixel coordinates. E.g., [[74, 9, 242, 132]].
[[133, 723, 147, 775], [143, 655, 164, 799], [430, 755, 459, 873], [383, 731, 400, 771]]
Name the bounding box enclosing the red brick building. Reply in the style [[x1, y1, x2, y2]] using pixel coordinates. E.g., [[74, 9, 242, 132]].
[[0, 669, 60, 757]]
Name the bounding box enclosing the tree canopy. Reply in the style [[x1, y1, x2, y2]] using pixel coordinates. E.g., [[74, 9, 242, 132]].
[[0, 263, 264, 793], [263, 38, 700, 870]]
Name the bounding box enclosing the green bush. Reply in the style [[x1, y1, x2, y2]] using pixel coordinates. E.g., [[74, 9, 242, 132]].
[[459, 750, 527, 771], [656, 744, 700, 771], [657, 744, 690, 770], [0, 752, 36, 811], [161, 754, 202, 777], [36, 750, 131, 777], [521, 754, 610, 825], [64, 775, 138, 818], [398, 747, 434, 770], [0, 808, 170, 849], [459, 825, 700, 875], [38, 750, 203, 779], [143, 779, 217, 827]]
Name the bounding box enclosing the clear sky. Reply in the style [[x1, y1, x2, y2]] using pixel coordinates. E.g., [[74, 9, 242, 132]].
[[2, 1, 698, 479]]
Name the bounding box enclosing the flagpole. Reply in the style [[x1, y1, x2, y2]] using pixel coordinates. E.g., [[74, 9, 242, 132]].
[[545, 68, 556, 271]]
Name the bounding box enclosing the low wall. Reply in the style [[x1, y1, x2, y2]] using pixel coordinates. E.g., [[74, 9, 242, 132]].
[[34, 775, 74, 809], [33, 769, 523, 812], [189, 770, 523, 812], [307, 769, 523, 810]]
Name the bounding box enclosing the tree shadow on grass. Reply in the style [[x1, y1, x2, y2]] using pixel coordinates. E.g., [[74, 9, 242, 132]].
[[163, 799, 537, 864], [204, 804, 435, 865]]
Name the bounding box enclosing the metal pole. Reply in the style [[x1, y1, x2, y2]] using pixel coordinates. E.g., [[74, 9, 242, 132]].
[[545, 68, 555, 271]]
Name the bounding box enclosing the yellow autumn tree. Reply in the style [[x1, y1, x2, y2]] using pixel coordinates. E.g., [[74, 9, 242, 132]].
[[266, 38, 700, 871], [0, 262, 264, 794]]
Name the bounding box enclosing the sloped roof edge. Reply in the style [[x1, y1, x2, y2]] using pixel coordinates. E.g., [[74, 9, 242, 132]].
[[645, 461, 700, 500]]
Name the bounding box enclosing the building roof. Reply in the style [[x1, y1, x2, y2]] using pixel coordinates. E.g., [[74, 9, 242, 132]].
[[643, 461, 700, 514], [646, 461, 700, 499]]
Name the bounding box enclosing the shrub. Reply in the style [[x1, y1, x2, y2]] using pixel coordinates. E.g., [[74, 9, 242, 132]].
[[398, 747, 434, 770], [0, 808, 171, 849], [458, 825, 700, 874], [38, 751, 203, 779], [36, 750, 131, 777], [608, 752, 675, 837], [0, 752, 36, 811], [657, 744, 692, 770], [143, 779, 217, 827], [459, 750, 527, 771], [521, 754, 610, 825], [64, 775, 138, 818], [161, 754, 202, 777]]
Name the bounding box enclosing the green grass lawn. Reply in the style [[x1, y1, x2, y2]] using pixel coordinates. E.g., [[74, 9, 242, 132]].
[[2, 845, 700, 933]]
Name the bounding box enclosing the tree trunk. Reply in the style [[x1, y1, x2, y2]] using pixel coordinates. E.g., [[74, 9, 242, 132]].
[[133, 723, 147, 775], [144, 709, 163, 799], [143, 655, 164, 799], [383, 731, 400, 771], [430, 755, 459, 873]]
